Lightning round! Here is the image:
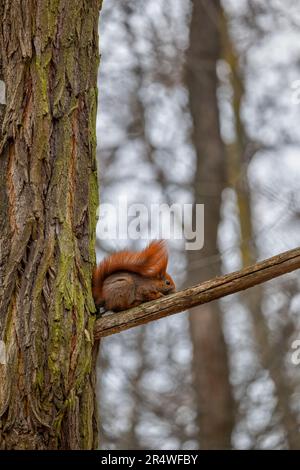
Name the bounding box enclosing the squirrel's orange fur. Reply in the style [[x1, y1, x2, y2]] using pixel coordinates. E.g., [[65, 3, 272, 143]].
[[92, 240, 175, 311]]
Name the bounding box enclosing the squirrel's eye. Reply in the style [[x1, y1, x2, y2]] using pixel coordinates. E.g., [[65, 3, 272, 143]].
[[165, 279, 171, 286]]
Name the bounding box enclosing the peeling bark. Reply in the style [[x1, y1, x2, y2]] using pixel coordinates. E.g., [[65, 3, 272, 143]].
[[0, 0, 101, 449]]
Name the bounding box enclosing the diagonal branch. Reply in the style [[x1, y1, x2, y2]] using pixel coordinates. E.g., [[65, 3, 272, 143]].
[[94, 247, 300, 339]]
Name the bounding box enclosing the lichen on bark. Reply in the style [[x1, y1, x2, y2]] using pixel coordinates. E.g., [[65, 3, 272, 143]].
[[0, 0, 102, 449]]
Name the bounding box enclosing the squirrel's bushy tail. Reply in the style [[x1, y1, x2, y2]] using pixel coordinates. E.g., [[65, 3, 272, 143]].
[[92, 240, 168, 303]]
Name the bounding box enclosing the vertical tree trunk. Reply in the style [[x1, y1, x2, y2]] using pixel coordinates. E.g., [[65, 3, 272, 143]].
[[0, 0, 101, 449], [185, 0, 235, 449]]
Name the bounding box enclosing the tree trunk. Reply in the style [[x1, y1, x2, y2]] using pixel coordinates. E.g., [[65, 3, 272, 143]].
[[185, 0, 235, 449], [0, 0, 101, 449]]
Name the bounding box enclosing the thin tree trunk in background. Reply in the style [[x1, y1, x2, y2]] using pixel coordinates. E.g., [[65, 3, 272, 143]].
[[0, 0, 101, 449], [222, 16, 300, 449], [185, 0, 234, 449]]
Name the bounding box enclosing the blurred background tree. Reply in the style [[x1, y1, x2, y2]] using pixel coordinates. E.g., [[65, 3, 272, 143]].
[[96, 0, 300, 449]]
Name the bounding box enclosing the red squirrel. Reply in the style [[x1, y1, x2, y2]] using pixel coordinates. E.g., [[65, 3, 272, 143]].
[[92, 240, 175, 312]]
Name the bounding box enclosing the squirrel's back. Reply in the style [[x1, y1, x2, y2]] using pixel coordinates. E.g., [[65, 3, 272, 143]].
[[92, 240, 169, 306]]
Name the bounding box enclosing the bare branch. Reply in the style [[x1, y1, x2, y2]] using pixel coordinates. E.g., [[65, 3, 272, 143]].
[[94, 247, 300, 339]]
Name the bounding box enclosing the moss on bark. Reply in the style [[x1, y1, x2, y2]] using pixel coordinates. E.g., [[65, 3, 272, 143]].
[[0, 0, 102, 449]]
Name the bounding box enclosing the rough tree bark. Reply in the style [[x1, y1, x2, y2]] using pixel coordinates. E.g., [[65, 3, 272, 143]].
[[0, 0, 102, 449], [185, 0, 234, 449]]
